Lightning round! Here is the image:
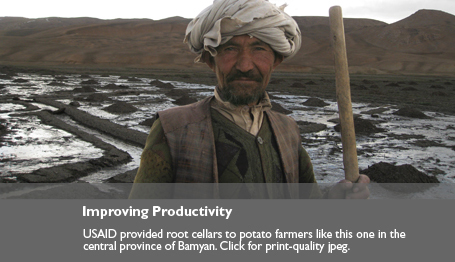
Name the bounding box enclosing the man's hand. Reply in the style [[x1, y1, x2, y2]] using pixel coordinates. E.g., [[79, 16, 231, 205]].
[[327, 174, 370, 199]]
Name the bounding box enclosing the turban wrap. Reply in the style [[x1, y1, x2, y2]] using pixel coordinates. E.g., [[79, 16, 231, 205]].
[[184, 0, 302, 62]]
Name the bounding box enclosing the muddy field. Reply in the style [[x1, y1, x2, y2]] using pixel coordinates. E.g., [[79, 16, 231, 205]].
[[1, 65, 455, 198]]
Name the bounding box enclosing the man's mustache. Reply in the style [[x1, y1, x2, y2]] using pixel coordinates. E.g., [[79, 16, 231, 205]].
[[226, 70, 262, 83]]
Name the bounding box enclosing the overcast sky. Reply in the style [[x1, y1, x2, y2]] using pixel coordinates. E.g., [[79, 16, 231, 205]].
[[1, 0, 454, 24]]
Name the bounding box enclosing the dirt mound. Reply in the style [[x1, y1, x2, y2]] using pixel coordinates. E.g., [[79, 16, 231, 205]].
[[385, 82, 400, 87], [173, 95, 198, 106], [297, 121, 327, 133], [73, 86, 97, 93], [139, 118, 155, 127], [334, 117, 383, 135], [410, 139, 444, 148], [362, 162, 439, 192], [432, 91, 447, 96], [103, 101, 138, 114], [84, 93, 110, 102], [302, 98, 329, 107], [269, 79, 283, 85], [101, 83, 128, 89], [106, 168, 138, 183], [353, 84, 368, 90], [393, 107, 429, 118], [291, 82, 305, 88], [13, 78, 28, 83], [166, 88, 189, 97], [81, 79, 98, 85], [271, 101, 292, 115]]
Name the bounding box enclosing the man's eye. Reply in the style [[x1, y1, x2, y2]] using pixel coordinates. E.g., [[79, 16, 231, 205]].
[[223, 47, 235, 51], [254, 47, 267, 51]]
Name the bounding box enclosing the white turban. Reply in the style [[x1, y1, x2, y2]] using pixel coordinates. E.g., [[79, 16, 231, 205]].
[[184, 0, 302, 62]]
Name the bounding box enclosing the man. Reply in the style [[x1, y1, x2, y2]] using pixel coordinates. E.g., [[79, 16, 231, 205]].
[[130, 0, 369, 199]]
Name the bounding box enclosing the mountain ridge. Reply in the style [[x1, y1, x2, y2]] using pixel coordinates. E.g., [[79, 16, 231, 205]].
[[1, 9, 454, 75]]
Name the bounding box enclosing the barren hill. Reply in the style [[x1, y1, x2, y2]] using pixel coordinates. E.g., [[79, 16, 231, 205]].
[[0, 9, 454, 75]]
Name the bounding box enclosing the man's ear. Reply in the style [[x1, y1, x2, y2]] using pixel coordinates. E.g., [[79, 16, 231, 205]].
[[273, 53, 284, 69], [201, 51, 215, 71]]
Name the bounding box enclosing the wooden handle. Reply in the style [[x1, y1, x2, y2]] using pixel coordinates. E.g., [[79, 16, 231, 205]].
[[329, 6, 359, 182]]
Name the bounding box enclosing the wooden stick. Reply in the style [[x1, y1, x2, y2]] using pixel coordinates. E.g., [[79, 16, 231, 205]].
[[329, 6, 360, 182]]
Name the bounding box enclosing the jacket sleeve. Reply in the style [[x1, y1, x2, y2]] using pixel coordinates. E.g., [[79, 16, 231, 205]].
[[129, 118, 173, 198]]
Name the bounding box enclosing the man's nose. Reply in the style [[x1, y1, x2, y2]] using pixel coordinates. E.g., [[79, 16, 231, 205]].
[[235, 50, 254, 73]]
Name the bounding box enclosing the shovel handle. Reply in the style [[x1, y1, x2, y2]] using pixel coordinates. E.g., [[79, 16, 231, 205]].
[[329, 6, 359, 182]]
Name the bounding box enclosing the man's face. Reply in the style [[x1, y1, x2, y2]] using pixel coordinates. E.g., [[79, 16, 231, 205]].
[[205, 35, 283, 106]]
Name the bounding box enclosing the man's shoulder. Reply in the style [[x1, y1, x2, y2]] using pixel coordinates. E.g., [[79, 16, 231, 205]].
[[157, 96, 213, 132], [158, 96, 212, 118], [267, 109, 298, 126]]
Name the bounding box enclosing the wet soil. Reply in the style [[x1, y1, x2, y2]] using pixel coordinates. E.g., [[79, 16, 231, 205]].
[[334, 117, 385, 135], [1, 65, 454, 186]]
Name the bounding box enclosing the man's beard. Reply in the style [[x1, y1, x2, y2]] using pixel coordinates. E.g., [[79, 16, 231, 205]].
[[218, 69, 267, 106]]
